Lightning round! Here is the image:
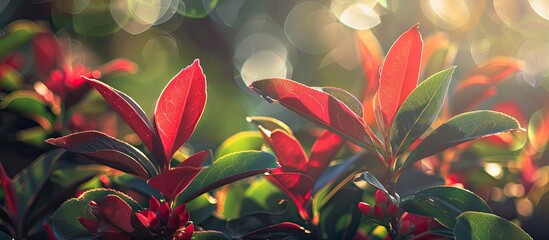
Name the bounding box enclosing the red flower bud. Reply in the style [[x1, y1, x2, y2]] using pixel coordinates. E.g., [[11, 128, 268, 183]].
[[374, 190, 388, 204], [168, 215, 181, 230], [78, 217, 99, 233], [179, 212, 190, 228], [386, 203, 399, 216], [373, 205, 384, 220], [358, 202, 371, 215], [398, 220, 413, 236], [182, 224, 194, 240], [173, 204, 187, 216], [135, 212, 150, 228], [159, 201, 171, 219], [149, 196, 161, 212]]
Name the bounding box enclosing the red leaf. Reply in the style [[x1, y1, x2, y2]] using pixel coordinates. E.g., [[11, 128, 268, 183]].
[[378, 25, 423, 126], [462, 56, 525, 84], [267, 172, 315, 221], [98, 59, 138, 75], [307, 130, 345, 179], [87, 79, 158, 157], [356, 30, 383, 98], [177, 150, 211, 168], [0, 163, 17, 217], [32, 32, 59, 77], [154, 59, 207, 168], [45, 130, 156, 178], [257, 127, 308, 172], [250, 78, 375, 150], [147, 166, 202, 200], [97, 195, 135, 233]]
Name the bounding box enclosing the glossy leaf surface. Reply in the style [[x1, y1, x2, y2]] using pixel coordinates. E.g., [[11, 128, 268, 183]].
[[454, 211, 532, 240], [87, 79, 157, 155], [154, 59, 206, 164], [51, 189, 141, 239], [378, 25, 423, 126], [175, 151, 279, 203], [46, 130, 157, 178], [391, 67, 455, 156], [250, 78, 374, 150], [147, 166, 202, 200], [403, 111, 521, 169], [316, 87, 364, 118], [214, 131, 264, 160], [400, 186, 492, 228]]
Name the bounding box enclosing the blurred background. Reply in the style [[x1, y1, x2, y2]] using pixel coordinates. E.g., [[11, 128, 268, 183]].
[[2, 0, 549, 144], [2, 0, 549, 237]]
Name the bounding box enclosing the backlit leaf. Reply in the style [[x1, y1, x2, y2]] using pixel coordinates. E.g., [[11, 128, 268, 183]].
[[96, 194, 135, 233], [175, 151, 278, 203], [454, 211, 532, 240], [391, 67, 455, 156], [214, 131, 264, 160], [191, 230, 231, 240], [308, 130, 345, 179], [403, 111, 522, 169], [154, 59, 207, 167], [46, 130, 158, 178], [316, 87, 364, 118], [400, 186, 492, 228], [258, 127, 308, 172], [87, 79, 158, 156], [268, 172, 315, 221], [147, 166, 202, 200], [246, 116, 293, 134], [250, 78, 375, 150], [0, 91, 56, 131], [378, 25, 422, 126]]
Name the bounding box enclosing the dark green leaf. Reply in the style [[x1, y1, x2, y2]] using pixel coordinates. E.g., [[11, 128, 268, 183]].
[[1, 91, 56, 131], [314, 152, 369, 195], [46, 130, 158, 178], [186, 193, 216, 224], [318, 184, 363, 240], [214, 131, 264, 160], [175, 151, 279, 203], [12, 149, 64, 220], [355, 171, 398, 204], [51, 189, 141, 240], [0, 231, 11, 240], [403, 110, 522, 169], [316, 87, 364, 118], [111, 174, 163, 200], [391, 67, 455, 156], [192, 230, 231, 240], [400, 186, 492, 228], [454, 211, 532, 240]]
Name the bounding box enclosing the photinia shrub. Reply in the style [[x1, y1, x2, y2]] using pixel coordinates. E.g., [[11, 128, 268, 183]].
[[47, 60, 278, 239], [249, 25, 531, 239]]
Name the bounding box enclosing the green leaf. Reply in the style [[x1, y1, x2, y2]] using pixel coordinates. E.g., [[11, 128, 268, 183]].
[[175, 151, 279, 203], [0, 231, 11, 240], [51, 188, 141, 240], [316, 87, 364, 118], [354, 171, 399, 204], [12, 149, 64, 220], [241, 177, 289, 215], [400, 186, 492, 228], [1, 91, 56, 131], [246, 116, 293, 134], [216, 183, 248, 220], [192, 230, 231, 240], [187, 193, 216, 224], [111, 174, 163, 200], [391, 67, 455, 156], [319, 184, 363, 240], [454, 211, 532, 240], [178, 0, 220, 18], [403, 110, 522, 169], [214, 131, 265, 160]]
